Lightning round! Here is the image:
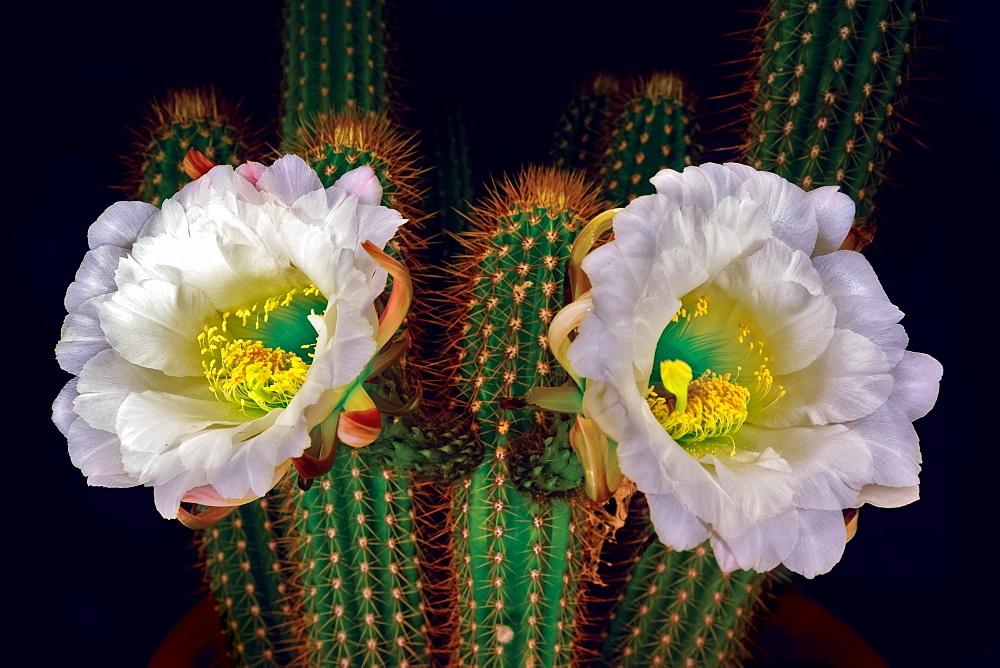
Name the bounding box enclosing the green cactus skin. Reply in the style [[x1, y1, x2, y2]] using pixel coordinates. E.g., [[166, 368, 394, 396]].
[[135, 89, 248, 206], [447, 169, 606, 665], [599, 73, 702, 205], [281, 0, 389, 143], [744, 0, 920, 240], [550, 73, 621, 174], [282, 448, 425, 667], [600, 543, 768, 667], [200, 491, 297, 667]]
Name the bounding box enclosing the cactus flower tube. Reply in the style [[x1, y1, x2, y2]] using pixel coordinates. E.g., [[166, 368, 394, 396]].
[[551, 163, 941, 578], [53, 155, 411, 524]]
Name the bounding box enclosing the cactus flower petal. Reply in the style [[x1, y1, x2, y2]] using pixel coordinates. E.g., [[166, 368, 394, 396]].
[[559, 163, 941, 578], [54, 155, 408, 519]]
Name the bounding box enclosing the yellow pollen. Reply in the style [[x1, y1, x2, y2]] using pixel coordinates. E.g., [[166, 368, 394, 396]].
[[197, 284, 324, 412], [671, 295, 709, 323], [201, 337, 308, 412], [647, 370, 749, 447]]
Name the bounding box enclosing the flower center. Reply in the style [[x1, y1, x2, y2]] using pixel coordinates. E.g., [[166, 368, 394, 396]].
[[198, 285, 327, 413], [647, 359, 750, 458]]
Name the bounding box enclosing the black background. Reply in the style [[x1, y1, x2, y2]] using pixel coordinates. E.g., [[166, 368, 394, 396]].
[[8, 1, 995, 665]]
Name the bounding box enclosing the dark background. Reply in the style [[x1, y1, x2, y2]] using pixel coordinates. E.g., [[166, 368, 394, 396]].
[[8, 0, 994, 665]]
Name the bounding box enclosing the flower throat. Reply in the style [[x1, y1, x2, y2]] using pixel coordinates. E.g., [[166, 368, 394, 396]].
[[198, 285, 327, 413]]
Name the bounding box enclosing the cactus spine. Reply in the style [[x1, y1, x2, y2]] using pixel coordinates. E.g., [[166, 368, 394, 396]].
[[744, 0, 920, 242], [600, 72, 702, 204]]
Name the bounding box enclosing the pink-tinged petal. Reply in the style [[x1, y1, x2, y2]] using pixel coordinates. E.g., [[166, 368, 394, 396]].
[[333, 165, 383, 206], [236, 161, 267, 187], [362, 241, 412, 348], [180, 148, 218, 180], [338, 387, 382, 447], [177, 505, 239, 529]]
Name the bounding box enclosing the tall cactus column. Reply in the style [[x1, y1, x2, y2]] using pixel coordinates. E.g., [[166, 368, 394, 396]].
[[281, 0, 389, 140], [600, 72, 702, 204], [445, 168, 606, 666], [744, 0, 921, 243]]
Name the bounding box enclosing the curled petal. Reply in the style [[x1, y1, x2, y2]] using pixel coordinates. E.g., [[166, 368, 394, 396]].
[[292, 410, 341, 480], [333, 165, 383, 206], [338, 386, 382, 447], [570, 416, 623, 504], [363, 241, 412, 349], [568, 208, 621, 298], [177, 505, 239, 530], [548, 292, 593, 388]]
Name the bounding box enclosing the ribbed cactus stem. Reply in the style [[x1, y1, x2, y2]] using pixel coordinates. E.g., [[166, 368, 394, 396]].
[[281, 0, 389, 142], [200, 491, 295, 666], [744, 0, 920, 240], [134, 88, 248, 206], [602, 543, 767, 666], [448, 169, 605, 665], [600, 72, 702, 204], [284, 448, 424, 666], [551, 73, 621, 174]]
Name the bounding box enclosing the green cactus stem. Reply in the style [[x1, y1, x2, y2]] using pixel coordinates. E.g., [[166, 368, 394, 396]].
[[744, 0, 921, 246], [550, 73, 621, 174], [281, 0, 389, 142], [601, 542, 769, 666], [281, 445, 425, 667], [132, 88, 250, 206], [444, 168, 606, 665], [599, 72, 702, 204], [199, 487, 297, 667]]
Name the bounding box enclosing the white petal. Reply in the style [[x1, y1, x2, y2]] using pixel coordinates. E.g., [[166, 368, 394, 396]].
[[808, 186, 855, 256], [739, 169, 818, 256], [99, 279, 214, 377], [88, 200, 158, 250], [702, 447, 795, 521], [74, 349, 209, 433], [152, 469, 206, 519], [333, 165, 383, 206], [64, 244, 127, 311], [255, 154, 323, 205], [856, 484, 919, 508], [710, 510, 801, 572], [116, 391, 244, 482], [714, 239, 836, 375], [849, 401, 921, 488], [52, 380, 80, 436], [646, 492, 711, 551], [737, 424, 872, 511], [782, 509, 847, 578], [811, 250, 891, 301], [56, 311, 110, 375], [760, 328, 893, 427], [67, 417, 137, 485], [889, 351, 942, 420]]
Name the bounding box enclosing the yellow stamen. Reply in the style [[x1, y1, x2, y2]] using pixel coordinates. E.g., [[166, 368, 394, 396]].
[[647, 369, 750, 446], [198, 284, 325, 412], [202, 337, 308, 413]]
